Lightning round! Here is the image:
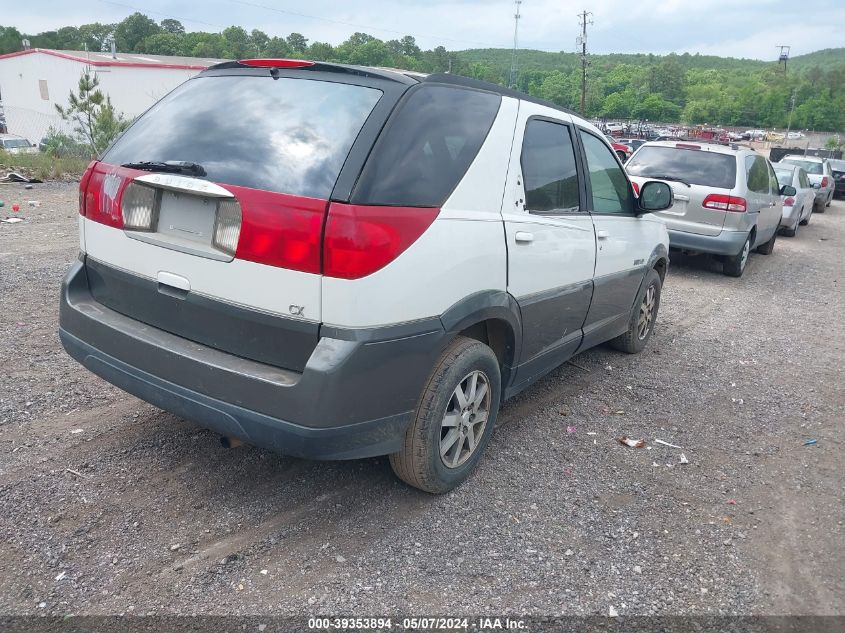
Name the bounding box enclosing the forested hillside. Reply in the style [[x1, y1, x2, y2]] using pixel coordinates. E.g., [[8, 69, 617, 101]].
[[2, 13, 844, 130]]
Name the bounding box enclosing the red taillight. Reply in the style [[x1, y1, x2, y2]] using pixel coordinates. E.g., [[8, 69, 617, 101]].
[[631, 181, 640, 196], [78, 160, 97, 216], [702, 193, 747, 213], [323, 203, 440, 280], [238, 58, 315, 68], [783, 197, 795, 206], [676, 143, 701, 150], [83, 164, 143, 228], [230, 186, 326, 274], [821, 177, 829, 188]]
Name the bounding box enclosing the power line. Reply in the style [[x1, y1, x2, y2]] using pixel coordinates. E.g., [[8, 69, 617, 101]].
[[230, 0, 507, 49], [509, 1, 522, 89], [577, 10, 593, 115], [97, 0, 226, 32]]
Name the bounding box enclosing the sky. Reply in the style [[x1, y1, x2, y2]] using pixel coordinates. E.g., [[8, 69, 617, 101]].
[[4, 0, 844, 60]]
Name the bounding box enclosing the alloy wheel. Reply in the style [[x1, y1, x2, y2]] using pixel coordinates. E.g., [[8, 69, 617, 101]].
[[637, 284, 657, 340], [440, 370, 491, 469]]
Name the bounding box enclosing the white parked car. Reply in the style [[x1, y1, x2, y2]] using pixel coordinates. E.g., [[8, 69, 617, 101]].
[[59, 61, 673, 493], [773, 164, 814, 236], [0, 134, 37, 154]]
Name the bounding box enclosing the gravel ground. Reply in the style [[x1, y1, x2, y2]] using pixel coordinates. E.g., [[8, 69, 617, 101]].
[[0, 182, 843, 618]]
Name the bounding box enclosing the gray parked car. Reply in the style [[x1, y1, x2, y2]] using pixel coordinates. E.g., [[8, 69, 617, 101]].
[[779, 155, 835, 212], [627, 141, 783, 277], [773, 164, 814, 236]]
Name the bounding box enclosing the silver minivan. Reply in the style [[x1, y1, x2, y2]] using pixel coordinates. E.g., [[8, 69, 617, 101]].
[[627, 142, 783, 277]]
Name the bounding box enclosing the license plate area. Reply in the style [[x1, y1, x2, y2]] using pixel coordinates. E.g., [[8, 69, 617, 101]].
[[125, 187, 235, 262]]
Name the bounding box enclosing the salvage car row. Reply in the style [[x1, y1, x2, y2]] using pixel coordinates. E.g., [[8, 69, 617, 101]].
[[625, 141, 842, 276]]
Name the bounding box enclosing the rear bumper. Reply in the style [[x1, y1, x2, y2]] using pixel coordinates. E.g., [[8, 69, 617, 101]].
[[667, 228, 748, 257], [780, 205, 801, 227], [60, 260, 447, 459]]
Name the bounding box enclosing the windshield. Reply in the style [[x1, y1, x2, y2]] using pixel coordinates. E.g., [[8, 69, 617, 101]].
[[774, 169, 794, 187], [626, 145, 737, 189], [103, 76, 382, 199], [828, 159, 845, 171], [3, 139, 31, 149], [781, 159, 822, 175]]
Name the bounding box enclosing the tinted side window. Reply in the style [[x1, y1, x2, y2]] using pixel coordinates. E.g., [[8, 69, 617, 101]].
[[800, 170, 810, 188], [581, 132, 634, 215], [352, 85, 501, 207], [103, 76, 382, 199], [767, 162, 780, 195], [521, 119, 580, 214], [745, 156, 770, 194]]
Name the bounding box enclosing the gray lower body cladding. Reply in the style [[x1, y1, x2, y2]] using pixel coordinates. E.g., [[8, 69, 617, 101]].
[[59, 260, 448, 459]]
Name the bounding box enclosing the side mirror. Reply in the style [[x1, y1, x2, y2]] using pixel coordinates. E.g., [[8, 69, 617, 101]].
[[638, 181, 674, 213], [813, 182, 821, 189], [780, 185, 796, 196]]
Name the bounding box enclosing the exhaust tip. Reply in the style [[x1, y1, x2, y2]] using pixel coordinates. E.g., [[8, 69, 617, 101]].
[[219, 436, 243, 449]]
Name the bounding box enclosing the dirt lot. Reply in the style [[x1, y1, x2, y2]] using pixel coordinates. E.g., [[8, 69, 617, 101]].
[[0, 182, 843, 618]]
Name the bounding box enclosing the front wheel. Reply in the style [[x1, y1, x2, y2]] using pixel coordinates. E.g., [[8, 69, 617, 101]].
[[609, 268, 662, 354], [390, 336, 501, 494]]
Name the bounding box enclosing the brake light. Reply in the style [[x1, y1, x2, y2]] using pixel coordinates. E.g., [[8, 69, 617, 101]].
[[324, 203, 440, 279], [83, 165, 142, 228], [238, 58, 315, 68], [783, 197, 795, 206], [229, 186, 326, 274], [702, 194, 747, 213], [78, 161, 96, 216], [631, 182, 640, 196], [821, 177, 829, 188], [676, 143, 701, 150]]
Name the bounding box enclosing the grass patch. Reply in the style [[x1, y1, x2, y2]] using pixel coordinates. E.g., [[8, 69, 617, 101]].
[[0, 150, 90, 181]]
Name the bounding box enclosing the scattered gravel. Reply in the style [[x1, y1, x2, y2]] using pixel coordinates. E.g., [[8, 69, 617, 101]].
[[0, 183, 842, 617]]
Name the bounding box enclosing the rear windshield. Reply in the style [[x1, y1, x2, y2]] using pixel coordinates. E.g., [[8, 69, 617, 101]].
[[827, 159, 845, 171], [352, 85, 501, 207], [774, 168, 794, 187], [103, 76, 382, 199], [626, 146, 737, 189], [781, 159, 822, 175]]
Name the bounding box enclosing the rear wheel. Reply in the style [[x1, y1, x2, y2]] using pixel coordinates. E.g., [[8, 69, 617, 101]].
[[781, 222, 797, 238], [757, 228, 777, 255], [826, 192, 833, 207], [390, 336, 501, 494], [609, 268, 661, 354], [799, 205, 811, 226], [724, 234, 751, 277], [815, 198, 825, 213]]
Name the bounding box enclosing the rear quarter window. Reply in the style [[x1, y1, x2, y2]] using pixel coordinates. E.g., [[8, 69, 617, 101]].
[[102, 76, 383, 199], [626, 146, 737, 189], [351, 84, 501, 207]]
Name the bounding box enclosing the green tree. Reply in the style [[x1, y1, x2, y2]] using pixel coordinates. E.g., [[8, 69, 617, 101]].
[[160, 19, 185, 35], [286, 32, 308, 53], [222, 26, 253, 58], [55, 67, 130, 154], [265, 36, 292, 57], [0, 26, 23, 54], [250, 29, 269, 55], [114, 12, 161, 52]]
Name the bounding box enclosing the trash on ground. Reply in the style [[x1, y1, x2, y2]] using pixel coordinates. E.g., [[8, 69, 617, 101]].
[[566, 426, 577, 434], [1, 171, 39, 183], [0, 200, 4, 207], [55, 571, 66, 581], [680, 453, 689, 464], [617, 436, 645, 448], [24, 183, 34, 189], [586, 432, 597, 436], [70, 428, 84, 434], [609, 606, 619, 617], [727, 499, 737, 505], [2, 217, 23, 224], [654, 439, 683, 449], [11, 204, 20, 213], [27, 200, 40, 208], [804, 438, 818, 446]]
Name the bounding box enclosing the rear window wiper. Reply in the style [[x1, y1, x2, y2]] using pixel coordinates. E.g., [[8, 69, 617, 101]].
[[642, 175, 691, 188], [121, 161, 206, 177]]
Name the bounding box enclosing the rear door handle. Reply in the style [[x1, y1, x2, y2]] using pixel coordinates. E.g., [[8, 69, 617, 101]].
[[596, 230, 610, 239], [514, 231, 534, 243]]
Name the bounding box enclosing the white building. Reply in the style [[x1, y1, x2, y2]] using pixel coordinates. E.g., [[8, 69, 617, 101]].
[[0, 48, 223, 143]]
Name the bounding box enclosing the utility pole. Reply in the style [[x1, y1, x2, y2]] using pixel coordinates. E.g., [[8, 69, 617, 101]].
[[509, 0, 523, 89], [777, 45, 790, 74], [785, 90, 796, 144], [578, 10, 593, 115]]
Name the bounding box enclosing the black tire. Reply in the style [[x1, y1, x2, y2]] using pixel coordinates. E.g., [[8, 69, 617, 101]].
[[608, 268, 662, 354], [826, 192, 832, 207], [724, 234, 751, 277], [800, 210, 810, 226], [815, 198, 825, 213], [781, 223, 797, 238], [390, 336, 501, 494], [757, 228, 776, 255]]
